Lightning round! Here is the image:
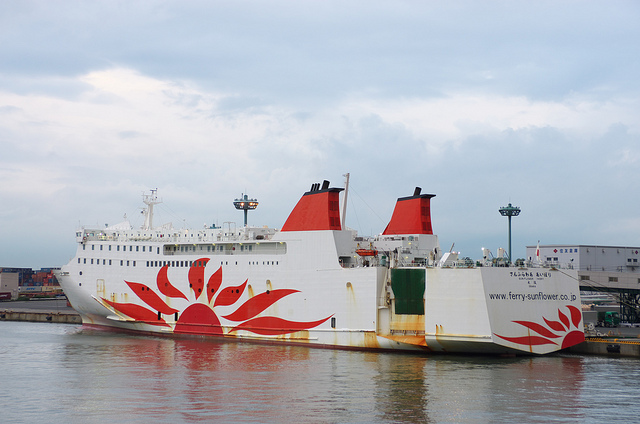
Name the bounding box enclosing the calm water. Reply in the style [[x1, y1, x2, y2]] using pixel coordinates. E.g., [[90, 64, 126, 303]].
[[1, 322, 639, 423]]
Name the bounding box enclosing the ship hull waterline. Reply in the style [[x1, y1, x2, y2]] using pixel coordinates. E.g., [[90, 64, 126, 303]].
[[56, 261, 583, 356]]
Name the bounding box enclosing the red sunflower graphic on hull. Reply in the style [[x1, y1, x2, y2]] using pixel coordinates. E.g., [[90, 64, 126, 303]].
[[101, 258, 332, 337], [494, 304, 585, 351]]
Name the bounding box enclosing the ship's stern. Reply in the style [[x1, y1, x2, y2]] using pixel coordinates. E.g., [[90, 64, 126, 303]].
[[482, 267, 584, 354]]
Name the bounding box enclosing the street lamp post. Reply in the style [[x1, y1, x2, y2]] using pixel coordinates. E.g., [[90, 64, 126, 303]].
[[499, 203, 521, 265]]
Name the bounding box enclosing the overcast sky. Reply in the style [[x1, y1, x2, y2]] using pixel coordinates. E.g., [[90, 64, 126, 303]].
[[1, 1, 639, 268]]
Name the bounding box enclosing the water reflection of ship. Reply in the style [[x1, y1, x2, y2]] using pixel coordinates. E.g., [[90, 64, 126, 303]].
[[373, 354, 429, 423], [381, 355, 586, 422], [59, 329, 588, 422]]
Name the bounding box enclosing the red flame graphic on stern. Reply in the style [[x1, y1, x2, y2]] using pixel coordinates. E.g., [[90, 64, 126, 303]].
[[222, 289, 299, 321], [206, 267, 222, 303], [101, 258, 331, 337], [188, 258, 209, 299], [230, 316, 332, 336], [157, 265, 187, 300], [214, 279, 247, 307], [125, 281, 178, 315], [102, 298, 170, 327], [494, 305, 585, 350]]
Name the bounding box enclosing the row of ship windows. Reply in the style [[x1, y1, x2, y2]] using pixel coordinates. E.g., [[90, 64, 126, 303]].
[[83, 244, 260, 254], [84, 244, 160, 254], [78, 258, 138, 266], [76, 258, 280, 267], [166, 245, 254, 252]]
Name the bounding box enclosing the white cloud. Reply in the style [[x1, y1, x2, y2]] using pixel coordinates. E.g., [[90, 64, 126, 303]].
[[1, 1, 639, 267], [339, 93, 639, 146]]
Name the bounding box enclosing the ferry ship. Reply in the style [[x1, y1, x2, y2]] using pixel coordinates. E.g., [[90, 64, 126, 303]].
[[55, 179, 584, 355]]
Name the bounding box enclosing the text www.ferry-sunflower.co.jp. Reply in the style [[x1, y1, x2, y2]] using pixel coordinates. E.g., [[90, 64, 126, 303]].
[[488, 292, 578, 302]]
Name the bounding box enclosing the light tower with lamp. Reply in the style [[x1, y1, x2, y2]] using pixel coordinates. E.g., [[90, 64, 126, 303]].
[[233, 193, 258, 227], [498, 202, 521, 265]]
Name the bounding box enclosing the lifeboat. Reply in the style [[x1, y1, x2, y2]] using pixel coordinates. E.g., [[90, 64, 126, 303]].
[[355, 248, 378, 257]]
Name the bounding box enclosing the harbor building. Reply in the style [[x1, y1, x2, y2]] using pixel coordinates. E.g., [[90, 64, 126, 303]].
[[0, 272, 19, 300], [0, 267, 61, 299], [525, 244, 640, 323]]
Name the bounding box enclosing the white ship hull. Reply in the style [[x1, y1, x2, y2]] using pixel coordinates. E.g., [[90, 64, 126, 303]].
[[56, 183, 584, 355]]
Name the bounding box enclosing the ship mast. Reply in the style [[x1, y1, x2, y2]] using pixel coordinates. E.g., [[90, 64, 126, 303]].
[[142, 189, 162, 230], [341, 173, 350, 229]]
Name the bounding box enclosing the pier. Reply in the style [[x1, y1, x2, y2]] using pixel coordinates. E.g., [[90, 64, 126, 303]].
[[0, 299, 81, 324], [569, 337, 640, 357]]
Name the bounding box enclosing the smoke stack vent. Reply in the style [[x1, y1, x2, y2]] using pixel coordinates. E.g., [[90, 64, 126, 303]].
[[382, 189, 436, 235]]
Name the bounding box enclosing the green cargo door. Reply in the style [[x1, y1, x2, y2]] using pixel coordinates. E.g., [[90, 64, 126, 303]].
[[391, 268, 425, 315]]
